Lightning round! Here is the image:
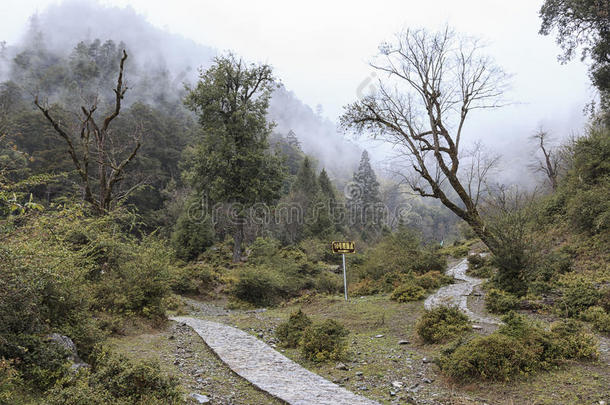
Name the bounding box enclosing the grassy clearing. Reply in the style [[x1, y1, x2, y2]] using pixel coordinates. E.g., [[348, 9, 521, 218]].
[[225, 293, 610, 405]]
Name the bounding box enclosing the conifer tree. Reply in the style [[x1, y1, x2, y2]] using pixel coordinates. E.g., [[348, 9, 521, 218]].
[[348, 150, 382, 239], [318, 168, 336, 203], [294, 156, 319, 196]]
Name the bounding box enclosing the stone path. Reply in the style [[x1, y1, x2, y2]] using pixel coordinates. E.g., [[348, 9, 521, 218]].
[[170, 316, 380, 405], [424, 258, 501, 325]]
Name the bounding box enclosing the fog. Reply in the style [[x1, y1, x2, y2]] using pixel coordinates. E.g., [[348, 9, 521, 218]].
[[0, 0, 595, 187]]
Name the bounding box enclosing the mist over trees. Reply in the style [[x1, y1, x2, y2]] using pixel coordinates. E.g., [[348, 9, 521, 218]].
[[0, 2, 609, 403]]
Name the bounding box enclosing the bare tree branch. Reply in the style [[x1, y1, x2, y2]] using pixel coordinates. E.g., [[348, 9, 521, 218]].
[[34, 50, 141, 214], [342, 27, 510, 253]]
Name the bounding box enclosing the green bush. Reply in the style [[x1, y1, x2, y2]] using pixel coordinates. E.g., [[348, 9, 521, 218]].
[[0, 359, 22, 405], [170, 206, 214, 261], [466, 254, 494, 278], [391, 282, 426, 302], [94, 236, 172, 318], [232, 266, 280, 307], [441, 243, 469, 258], [415, 271, 452, 291], [47, 347, 182, 405], [276, 309, 312, 348], [467, 254, 485, 268], [441, 313, 598, 382], [350, 278, 380, 296], [90, 349, 181, 402], [416, 306, 471, 343], [566, 186, 610, 234], [441, 334, 530, 382], [300, 320, 348, 362], [581, 306, 610, 334], [1, 206, 178, 396], [299, 238, 339, 264], [559, 277, 601, 317], [358, 228, 446, 280], [248, 237, 281, 264], [314, 271, 342, 294], [550, 319, 599, 359], [599, 286, 610, 312], [169, 263, 216, 295], [485, 289, 520, 314]]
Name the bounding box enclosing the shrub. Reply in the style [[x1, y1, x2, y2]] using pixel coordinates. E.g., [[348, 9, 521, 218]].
[[466, 254, 494, 278], [391, 282, 426, 302], [276, 309, 312, 348], [299, 238, 339, 264], [416, 306, 471, 343], [232, 266, 280, 307], [0, 335, 71, 392], [90, 349, 181, 402], [559, 277, 601, 317], [498, 312, 564, 370], [94, 236, 172, 318], [485, 289, 520, 314], [170, 207, 214, 261], [441, 243, 469, 258], [415, 271, 452, 291], [550, 319, 598, 359], [598, 286, 610, 312], [300, 320, 348, 362], [0, 359, 22, 405], [169, 263, 216, 295], [350, 278, 380, 296], [358, 228, 446, 280], [467, 254, 485, 268], [248, 237, 281, 264], [47, 347, 182, 404], [566, 186, 610, 234], [581, 306, 610, 334], [315, 272, 342, 294], [441, 313, 599, 383], [440, 334, 530, 382]]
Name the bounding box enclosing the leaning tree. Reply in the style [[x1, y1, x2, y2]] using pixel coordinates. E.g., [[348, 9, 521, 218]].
[[34, 50, 141, 214], [341, 27, 509, 254]]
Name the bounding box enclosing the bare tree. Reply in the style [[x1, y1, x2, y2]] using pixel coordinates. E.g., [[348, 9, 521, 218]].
[[529, 128, 559, 190], [34, 50, 141, 214], [341, 27, 510, 253]]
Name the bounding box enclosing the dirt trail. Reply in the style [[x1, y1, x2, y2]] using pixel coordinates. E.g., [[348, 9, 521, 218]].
[[170, 316, 380, 405], [424, 258, 501, 326]]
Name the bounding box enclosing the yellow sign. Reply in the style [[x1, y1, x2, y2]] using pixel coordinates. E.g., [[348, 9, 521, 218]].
[[331, 241, 355, 254]]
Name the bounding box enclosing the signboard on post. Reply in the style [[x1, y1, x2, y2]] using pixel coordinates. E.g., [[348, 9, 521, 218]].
[[331, 241, 355, 254], [331, 241, 355, 301]]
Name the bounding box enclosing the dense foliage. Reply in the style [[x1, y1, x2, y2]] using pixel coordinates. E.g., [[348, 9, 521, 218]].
[[416, 306, 471, 343], [0, 207, 177, 398], [441, 313, 598, 382]]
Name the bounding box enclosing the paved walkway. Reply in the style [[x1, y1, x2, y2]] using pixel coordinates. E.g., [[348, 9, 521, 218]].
[[424, 258, 501, 325], [170, 316, 380, 405]]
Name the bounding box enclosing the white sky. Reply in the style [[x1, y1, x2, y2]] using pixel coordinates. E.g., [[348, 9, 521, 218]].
[[0, 0, 595, 165]]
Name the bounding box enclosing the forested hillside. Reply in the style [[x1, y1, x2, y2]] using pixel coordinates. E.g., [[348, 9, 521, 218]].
[[0, 1, 608, 404]]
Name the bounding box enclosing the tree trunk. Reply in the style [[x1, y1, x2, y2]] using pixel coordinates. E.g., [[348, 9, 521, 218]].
[[232, 222, 244, 263]]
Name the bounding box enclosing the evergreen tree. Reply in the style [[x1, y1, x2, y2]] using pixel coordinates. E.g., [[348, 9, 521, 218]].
[[348, 150, 382, 239], [318, 168, 336, 203], [289, 156, 318, 240], [184, 53, 285, 261], [286, 129, 301, 149], [316, 168, 340, 235], [294, 156, 318, 195]]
